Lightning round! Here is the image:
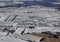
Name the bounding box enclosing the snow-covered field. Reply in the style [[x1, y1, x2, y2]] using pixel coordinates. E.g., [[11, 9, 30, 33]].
[[0, 4, 60, 42], [0, 36, 28, 42]]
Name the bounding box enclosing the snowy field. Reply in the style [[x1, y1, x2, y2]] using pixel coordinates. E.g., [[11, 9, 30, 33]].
[[0, 3, 60, 42]]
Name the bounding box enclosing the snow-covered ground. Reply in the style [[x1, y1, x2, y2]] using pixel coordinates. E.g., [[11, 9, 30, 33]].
[[0, 31, 28, 42], [0, 5, 60, 42], [0, 36, 28, 42]]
